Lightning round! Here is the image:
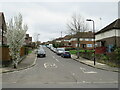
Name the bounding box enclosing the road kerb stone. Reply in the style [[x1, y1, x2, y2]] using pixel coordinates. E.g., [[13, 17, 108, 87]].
[[71, 57, 119, 73]]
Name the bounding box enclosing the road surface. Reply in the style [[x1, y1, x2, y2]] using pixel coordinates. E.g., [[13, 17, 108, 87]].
[[2, 47, 118, 88]]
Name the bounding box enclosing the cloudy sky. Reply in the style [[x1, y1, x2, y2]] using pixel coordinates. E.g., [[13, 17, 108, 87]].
[[0, 1, 119, 42]]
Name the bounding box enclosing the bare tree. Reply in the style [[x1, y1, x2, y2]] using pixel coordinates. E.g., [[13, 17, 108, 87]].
[[67, 14, 89, 58], [33, 33, 40, 48]]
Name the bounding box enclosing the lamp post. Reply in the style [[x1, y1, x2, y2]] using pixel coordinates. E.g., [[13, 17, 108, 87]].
[[86, 19, 95, 65]]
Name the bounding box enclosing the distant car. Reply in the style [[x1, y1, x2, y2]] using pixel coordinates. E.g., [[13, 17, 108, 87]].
[[56, 48, 65, 55], [53, 48, 57, 53], [61, 51, 71, 58], [37, 49, 46, 58]]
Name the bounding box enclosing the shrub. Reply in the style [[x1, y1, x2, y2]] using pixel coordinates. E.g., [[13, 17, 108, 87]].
[[102, 54, 109, 61], [65, 47, 76, 51], [69, 50, 77, 54]]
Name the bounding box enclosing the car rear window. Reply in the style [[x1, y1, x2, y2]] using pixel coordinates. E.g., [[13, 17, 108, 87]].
[[65, 52, 70, 54]]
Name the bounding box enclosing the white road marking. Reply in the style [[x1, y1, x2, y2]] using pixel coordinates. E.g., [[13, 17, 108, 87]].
[[44, 63, 48, 68], [55, 59, 59, 62], [12, 82, 17, 83], [82, 81, 86, 83], [52, 56, 59, 62], [52, 56, 55, 59], [53, 55, 64, 66], [84, 71, 97, 74], [80, 67, 97, 74], [44, 63, 57, 68], [72, 73, 75, 76]]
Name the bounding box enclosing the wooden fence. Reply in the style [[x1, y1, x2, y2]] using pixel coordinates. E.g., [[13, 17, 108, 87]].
[[0, 47, 25, 62]]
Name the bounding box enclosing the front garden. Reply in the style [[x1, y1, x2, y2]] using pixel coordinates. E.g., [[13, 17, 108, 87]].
[[69, 48, 120, 67]]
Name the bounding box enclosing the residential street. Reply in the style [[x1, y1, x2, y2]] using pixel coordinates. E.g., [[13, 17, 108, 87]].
[[2, 47, 118, 88]]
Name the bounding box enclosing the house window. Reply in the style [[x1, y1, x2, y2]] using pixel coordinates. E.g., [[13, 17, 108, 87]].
[[80, 38, 83, 41], [68, 43, 71, 46], [71, 38, 76, 41], [88, 38, 92, 41], [81, 44, 86, 48], [76, 44, 80, 47], [87, 44, 93, 47], [85, 38, 89, 41]]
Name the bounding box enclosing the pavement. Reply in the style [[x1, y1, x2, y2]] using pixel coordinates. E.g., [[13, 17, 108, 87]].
[[0, 50, 119, 74], [71, 54, 119, 73], [0, 49, 37, 74]]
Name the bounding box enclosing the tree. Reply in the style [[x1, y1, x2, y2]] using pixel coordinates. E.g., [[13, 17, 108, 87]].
[[67, 14, 89, 58], [6, 13, 28, 68], [33, 33, 40, 48]]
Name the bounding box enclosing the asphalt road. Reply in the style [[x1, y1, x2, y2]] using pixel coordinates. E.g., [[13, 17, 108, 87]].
[[2, 47, 118, 88]]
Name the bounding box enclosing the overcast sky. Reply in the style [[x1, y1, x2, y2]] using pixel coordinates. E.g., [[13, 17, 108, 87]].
[[0, 1, 118, 42]]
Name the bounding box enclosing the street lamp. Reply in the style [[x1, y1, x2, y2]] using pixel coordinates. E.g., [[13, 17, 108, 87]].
[[86, 19, 96, 65]]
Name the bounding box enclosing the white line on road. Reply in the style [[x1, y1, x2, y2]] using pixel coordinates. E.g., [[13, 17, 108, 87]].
[[12, 82, 17, 84], [72, 73, 75, 76], [84, 71, 97, 74], [55, 59, 59, 62], [80, 67, 97, 74], [52, 56, 59, 62], [52, 56, 55, 59], [44, 63, 48, 68]]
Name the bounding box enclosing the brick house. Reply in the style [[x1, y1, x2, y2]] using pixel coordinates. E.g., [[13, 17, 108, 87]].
[[24, 34, 32, 46], [52, 31, 94, 49], [52, 37, 64, 47], [71, 31, 94, 49], [62, 35, 73, 47], [95, 18, 120, 53]]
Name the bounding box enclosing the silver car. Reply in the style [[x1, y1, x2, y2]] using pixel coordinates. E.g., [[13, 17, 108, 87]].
[[56, 48, 65, 55]]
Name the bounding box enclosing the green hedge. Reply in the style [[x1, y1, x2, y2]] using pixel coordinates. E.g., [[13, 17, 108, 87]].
[[69, 50, 94, 54]]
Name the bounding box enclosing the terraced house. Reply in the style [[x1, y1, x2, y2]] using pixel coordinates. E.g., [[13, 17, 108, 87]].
[[52, 31, 94, 50]]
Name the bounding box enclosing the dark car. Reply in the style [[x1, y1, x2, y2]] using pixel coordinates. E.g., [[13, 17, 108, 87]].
[[37, 49, 46, 58], [61, 51, 71, 58]]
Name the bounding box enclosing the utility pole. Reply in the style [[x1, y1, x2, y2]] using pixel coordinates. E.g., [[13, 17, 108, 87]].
[[61, 31, 62, 37], [37, 34, 40, 47]]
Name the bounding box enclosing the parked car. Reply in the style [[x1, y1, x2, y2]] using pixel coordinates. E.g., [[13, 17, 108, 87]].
[[61, 51, 71, 58], [56, 48, 65, 55], [37, 49, 46, 58], [50, 46, 54, 51], [52, 47, 57, 53]]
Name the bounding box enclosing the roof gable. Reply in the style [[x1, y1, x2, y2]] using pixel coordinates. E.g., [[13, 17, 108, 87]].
[[95, 18, 120, 35]]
